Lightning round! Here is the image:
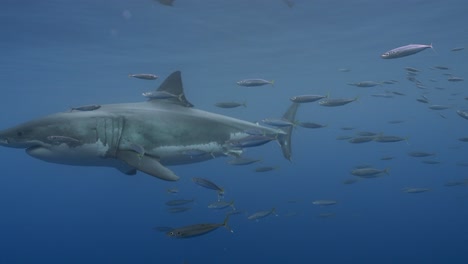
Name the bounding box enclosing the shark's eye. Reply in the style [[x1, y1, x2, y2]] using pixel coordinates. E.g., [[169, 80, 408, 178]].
[[17, 131, 23, 137]]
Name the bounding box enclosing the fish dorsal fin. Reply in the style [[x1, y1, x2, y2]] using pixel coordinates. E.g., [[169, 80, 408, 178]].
[[150, 71, 194, 107]]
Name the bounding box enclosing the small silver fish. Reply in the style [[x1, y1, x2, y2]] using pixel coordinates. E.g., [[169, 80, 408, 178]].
[[261, 118, 295, 127], [165, 199, 195, 206], [416, 98, 429, 104], [347, 81, 381, 87], [166, 216, 232, 239], [351, 167, 390, 178], [214, 102, 246, 108], [381, 44, 433, 59], [167, 207, 192, 213], [192, 177, 224, 195], [247, 208, 276, 221], [312, 200, 338, 206], [227, 135, 275, 148], [403, 188, 431, 194], [444, 180, 468, 187], [356, 132, 379, 137], [373, 135, 407, 143], [70, 104, 101, 112], [433, 65, 450, 70], [254, 166, 278, 172], [317, 212, 336, 218], [236, 79, 274, 87], [428, 105, 450, 110], [336, 135, 352, 140], [421, 160, 441, 165], [451, 47, 464, 52], [166, 188, 179, 194], [208, 200, 235, 210], [348, 136, 375, 144], [297, 122, 327, 129], [128, 73, 159, 80], [290, 94, 327, 103], [142, 91, 178, 99], [371, 94, 393, 98], [448, 76, 464, 82], [408, 151, 435, 157], [227, 157, 262, 166], [319, 97, 358, 107], [343, 178, 359, 185], [405, 67, 420, 72], [457, 110, 468, 120]]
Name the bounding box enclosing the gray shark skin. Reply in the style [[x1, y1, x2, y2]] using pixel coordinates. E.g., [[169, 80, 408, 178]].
[[0, 71, 299, 181]]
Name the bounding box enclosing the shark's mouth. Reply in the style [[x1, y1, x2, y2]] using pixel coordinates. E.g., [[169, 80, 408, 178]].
[[0, 138, 45, 149]]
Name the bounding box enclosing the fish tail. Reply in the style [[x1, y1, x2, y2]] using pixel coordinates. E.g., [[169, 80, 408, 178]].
[[405, 137, 410, 146], [384, 168, 391, 175], [430, 43, 438, 55], [272, 207, 278, 216], [277, 102, 300, 161], [223, 215, 233, 233], [270, 80, 275, 87]]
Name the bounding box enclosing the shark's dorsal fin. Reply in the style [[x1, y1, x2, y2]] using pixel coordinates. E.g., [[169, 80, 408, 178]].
[[149, 71, 194, 107]]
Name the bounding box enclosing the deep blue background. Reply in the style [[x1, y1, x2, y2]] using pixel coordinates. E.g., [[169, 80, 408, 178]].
[[1, 0, 467, 263]]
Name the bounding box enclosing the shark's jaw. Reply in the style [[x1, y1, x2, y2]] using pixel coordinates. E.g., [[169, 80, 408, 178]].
[[25, 139, 111, 166]]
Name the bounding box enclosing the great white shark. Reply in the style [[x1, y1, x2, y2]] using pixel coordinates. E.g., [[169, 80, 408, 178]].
[[0, 71, 299, 181]]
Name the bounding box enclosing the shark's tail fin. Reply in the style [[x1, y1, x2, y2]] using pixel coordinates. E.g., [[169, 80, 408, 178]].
[[277, 102, 300, 161]]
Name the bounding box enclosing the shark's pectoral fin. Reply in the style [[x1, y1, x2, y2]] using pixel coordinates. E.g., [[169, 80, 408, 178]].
[[116, 150, 179, 181]]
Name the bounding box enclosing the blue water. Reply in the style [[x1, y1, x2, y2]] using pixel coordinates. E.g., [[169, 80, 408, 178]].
[[1, 0, 467, 263]]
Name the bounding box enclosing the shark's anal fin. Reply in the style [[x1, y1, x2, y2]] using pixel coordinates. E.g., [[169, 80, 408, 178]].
[[148, 71, 194, 107], [278, 102, 300, 161], [116, 150, 180, 181]]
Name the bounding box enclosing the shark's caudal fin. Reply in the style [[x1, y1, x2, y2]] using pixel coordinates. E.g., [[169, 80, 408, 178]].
[[150, 71, 194, 107], [277, 102, 300, 161]]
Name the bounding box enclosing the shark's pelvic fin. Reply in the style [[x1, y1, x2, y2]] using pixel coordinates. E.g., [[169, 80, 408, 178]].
[[149, 71, 194, 107], [116, 150, 180, 181], [277, 102, 300, 161]]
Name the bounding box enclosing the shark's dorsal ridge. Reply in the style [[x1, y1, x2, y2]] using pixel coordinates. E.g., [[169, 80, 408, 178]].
[[151, 71, 194, 107]]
